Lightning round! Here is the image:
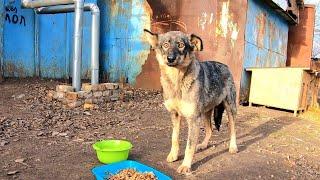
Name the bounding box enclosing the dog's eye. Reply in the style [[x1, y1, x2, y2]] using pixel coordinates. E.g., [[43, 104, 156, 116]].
[[162, 42, 170, 49], [178, 42, 185, 48]]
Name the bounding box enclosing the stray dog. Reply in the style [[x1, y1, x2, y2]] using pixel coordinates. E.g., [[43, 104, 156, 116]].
[[144, 30, 238, 174]]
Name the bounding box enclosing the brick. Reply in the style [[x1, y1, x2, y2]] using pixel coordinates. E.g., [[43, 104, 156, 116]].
[[54, 91, 65, 99], [65, 92, 78, 101], [77, 91, 87, 98], [84, 92, 93, 98], [112, 89, 120, 97], [81, 83, 92, 92], [46, 90, 55, 101], [85, 98, 97, 104], [103, 90, 112, 97], [98, 84, 106, 91], [103, 83, 119, 90], [93, 91, 103, 98], [56, 85, 74, 92], [91, 84, 100, 92], [83, 103, 94, 110], [67, 101, 83, 108]]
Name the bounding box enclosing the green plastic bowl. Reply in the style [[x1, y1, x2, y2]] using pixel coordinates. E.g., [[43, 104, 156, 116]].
[[92, 140, 133, 164]]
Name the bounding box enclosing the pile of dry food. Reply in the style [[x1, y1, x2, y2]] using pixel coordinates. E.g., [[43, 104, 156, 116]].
[[107, 169, 157, 180]]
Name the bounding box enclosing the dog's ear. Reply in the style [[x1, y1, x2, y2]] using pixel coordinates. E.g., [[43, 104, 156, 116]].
[[144, 29, 158, 49], [190, 34, 203, 51]]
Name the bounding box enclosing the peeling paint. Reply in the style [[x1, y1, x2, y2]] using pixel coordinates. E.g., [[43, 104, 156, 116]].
[[106, 0, 152, 84], [215, 1, 239, 47], [240, 0, 289, 102]]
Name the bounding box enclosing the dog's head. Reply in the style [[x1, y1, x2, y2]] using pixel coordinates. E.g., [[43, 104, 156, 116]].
[[144, 30, 203, 68]]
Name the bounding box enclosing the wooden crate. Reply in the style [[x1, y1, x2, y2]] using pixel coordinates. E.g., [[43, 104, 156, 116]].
[[246, 67, 312, 116]]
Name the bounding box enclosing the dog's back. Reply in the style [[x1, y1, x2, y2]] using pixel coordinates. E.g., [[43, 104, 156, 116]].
[[196, 61, 237, 130]]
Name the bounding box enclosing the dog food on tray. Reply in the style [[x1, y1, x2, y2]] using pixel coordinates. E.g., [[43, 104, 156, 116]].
[[107, 168, 157, 180]]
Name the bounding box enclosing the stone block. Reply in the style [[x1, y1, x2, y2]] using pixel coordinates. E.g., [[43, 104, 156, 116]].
[[91, 84, 100, 92], [54, 91, 65, 99], [65, 92, 78, 101], [85, 98, 97, 104], [81, 83, 92, 92], [103, 90, 112, 97], [56, 85, 74, 92], [93, 91, 103, 98], [103, 83, 119, 90]]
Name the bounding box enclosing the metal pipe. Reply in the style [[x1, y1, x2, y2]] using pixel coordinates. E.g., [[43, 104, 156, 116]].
[[72, 0, 84, 91], [35, 4, 100, 85], [21, 0, 74, 8], [90, 4, 100, 85]]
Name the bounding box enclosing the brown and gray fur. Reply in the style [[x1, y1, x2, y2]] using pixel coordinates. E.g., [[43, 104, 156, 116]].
[[144, 30, 238, 174]]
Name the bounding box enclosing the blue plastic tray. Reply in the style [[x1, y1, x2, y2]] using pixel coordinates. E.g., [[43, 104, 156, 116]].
[[92, 160, 172, 180]]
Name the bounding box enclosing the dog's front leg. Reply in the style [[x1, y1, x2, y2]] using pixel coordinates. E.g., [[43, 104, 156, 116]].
[[177, 117, 200, 174], [167, 112, 181, 163]]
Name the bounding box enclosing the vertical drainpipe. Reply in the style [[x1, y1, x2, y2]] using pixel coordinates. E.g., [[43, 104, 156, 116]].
[[72, 0, 84, 91], [90, 4, 100, 85], [34, 14, 40, 76]]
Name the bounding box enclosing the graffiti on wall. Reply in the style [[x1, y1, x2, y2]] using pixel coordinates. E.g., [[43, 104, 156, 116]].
[[5, 0, 26, 26]]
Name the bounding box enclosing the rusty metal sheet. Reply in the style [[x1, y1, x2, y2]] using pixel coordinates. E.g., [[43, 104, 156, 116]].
[[100, 0, 152, 84], [240, 0, 289, 102], [287, 5, 316, 68], [136, 0, 248, 101]]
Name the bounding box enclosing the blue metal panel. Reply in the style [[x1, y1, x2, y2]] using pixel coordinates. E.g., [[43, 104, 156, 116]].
[[3, 0, 35, 77], [38, 14, 68, 78], [100, 0, 151, 84], [0, 0, 4, 75], [240, 0, 289, 101]]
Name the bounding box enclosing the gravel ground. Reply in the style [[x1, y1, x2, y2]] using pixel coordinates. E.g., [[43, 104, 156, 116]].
[[0, 78, 320, 180]]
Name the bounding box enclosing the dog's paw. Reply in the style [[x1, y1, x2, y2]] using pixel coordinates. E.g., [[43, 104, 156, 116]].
[[196, 143, 208, 151], [166, 152, 178, 163], [229, 146, 238, 154], [177, 165, 191, 174]]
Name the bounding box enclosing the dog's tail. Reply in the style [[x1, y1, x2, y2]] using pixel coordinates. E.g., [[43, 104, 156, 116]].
[[213, 103, 224, 131]]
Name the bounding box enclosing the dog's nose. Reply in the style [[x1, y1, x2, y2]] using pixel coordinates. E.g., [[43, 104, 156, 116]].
[[167, 55, 176, 63]]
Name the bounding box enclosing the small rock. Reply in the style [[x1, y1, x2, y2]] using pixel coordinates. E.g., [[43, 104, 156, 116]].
[[7, 170, 19, 175], [110, 97, 119, 101], [16, 94, 25, 99], [52, 131, 59, 136], [83, 111, 92, 116], [58, 132, 68, 136], [37, 132, 44, 136], [14, 158, 25, 163], [0, 141, 9, 146]]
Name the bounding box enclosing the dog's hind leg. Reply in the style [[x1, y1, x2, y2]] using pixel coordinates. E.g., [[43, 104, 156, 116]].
[[167, 112, 181, 163], [177, 117, 200, 174], [223, 100, 238, 153], [196, 110, 213, 151]]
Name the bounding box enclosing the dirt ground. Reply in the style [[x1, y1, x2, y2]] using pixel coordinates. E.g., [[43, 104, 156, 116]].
[[1, 78, 320, 180]]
